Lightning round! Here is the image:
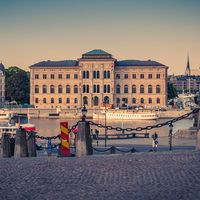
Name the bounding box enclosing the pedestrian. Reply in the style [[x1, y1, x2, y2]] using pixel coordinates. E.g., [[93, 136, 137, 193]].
[[152, 132, 158, 152]]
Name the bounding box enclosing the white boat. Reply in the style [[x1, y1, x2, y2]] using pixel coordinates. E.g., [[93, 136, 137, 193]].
[[93, 109, 158, 120]]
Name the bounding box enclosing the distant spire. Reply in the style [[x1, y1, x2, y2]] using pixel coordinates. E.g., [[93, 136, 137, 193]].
[[185, 53, 191, 76]]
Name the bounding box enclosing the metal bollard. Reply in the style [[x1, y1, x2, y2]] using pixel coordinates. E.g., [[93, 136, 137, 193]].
[[27, 131, 37, 157], [10, 137, 15, 156], [110, 146, 116, 154], [47, 138, 52, 157], [1, 133, 11, 158]]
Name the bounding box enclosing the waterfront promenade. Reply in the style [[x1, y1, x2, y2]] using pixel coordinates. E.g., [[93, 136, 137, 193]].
[[0, 151, 200, 200]]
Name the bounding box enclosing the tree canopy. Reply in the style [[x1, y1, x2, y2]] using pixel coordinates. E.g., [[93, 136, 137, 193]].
[[5, 66, 30, 104], [167, 83, 178, 100]]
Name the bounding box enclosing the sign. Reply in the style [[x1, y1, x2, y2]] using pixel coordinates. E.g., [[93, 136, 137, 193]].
[[60, 122, 70, 156]]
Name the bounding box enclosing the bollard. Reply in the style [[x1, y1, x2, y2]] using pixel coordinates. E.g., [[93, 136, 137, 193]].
[[196, 130, 200, 150], [193, 110, 200, 128], [10, 137, 15, 156], [110, 146, 116, 154], [60, 122, 70, 157], [14, 128, 28, 157], [47, 138, 52, 157], [1, 133, 11, 158], [27, 131, 37, 157], [76, 121, 93, 157]]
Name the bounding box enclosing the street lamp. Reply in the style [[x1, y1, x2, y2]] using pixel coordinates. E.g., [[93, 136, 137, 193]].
[[104, 99, 108, 147], [81, 105, 87, 122], [169, 123, 173, 151]]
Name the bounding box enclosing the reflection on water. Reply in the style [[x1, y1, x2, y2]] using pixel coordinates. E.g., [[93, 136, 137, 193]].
[[30, 118, 194, 137]]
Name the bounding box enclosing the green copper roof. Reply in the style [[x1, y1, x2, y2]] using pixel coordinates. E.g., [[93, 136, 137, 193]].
[[82, 49, 112, 59], [84, 49, 111, 55]]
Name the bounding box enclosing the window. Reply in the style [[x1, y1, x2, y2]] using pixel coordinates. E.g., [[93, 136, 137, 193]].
[[116, 74, 120, 79], [93, 71, 96, 79], [51, 98, 54, 103], [156, 85, 161, 93], [140, 74, 144, 79], [43, 74, 47, 79], [35, 74, 39, 79], [124, 74, 128, 79], [104, 70, 106, 78], [43, 98, 46, 104], [58, 85, 62, 93], [66, 98, 70, 103], [141, 98, 144, 104], [74, 85, 78, 93], [74, 74, 78, 79], [66, 74, 70, 79], [148, 85, 152, 93], [132, 74, 136, 79], [66, 85, 70, 93], [157, 98, 160, 104], [132, 85, 136, 93], [43, 85, 47, 93], [59, 98, 62, 103], [107, 85, 110, 93], [148, 98, 152, 104], [58, 74, 62, 79], [107, 71, 110, 79], [97, 85, 100, 93], [97, 71, 100, 78], [140, 85, 144, 93], [124, 85, 128, 93], [35, 98, 39, 103], [116, 98, 120, 104], [74, 98, 78, 104], [83, 96, 88, 105], [51, 74, 54, 79], [116, 85, 120, 93], [35, 85, 39, 93], [156, 74, 160, 79], [104, 85, 106, 93], [93, 96, 99, 106], [123, 98, 128, 104], [93, 85, 97, 93], [132, 98, 136, 104], [148, 74, 152, 79], [50, 85, 55, 93], [83, 71, 89, 79], [83, 85, 89, 93]]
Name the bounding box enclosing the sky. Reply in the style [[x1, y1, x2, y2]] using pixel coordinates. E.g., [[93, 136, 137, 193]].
[[0, 0, 200, 74]]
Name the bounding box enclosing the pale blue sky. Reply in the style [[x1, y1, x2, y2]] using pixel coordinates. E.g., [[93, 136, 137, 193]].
[[0, 0, 200, 74]]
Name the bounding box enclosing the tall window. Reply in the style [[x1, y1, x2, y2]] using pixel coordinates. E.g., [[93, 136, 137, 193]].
[[156, 85, 161, 93], [51, 74, 54, 79], [140, 85, 144, 93], [124, 74, 128, 79], [35, 98, 39, 103], [74, 98, 78, 103], [148, 74, 152, 79], [51, 98, 54, 103], [104, 85, 106, 93], [104, 85, 110, 93], [141, 98, 144, 104], [116, 74, 120, 79], [124, 85, 128, 93], [35, 74, 39, 79], [132, 98, 136, 104], [66, 74, 70, 79], [116, 98, 120, 104], [104, 71, 110, 79], [157, 98, 160, 104], [116, 85, 120, 93], [107, 85, 110, 93], [58, 74, 62, 79], [35, 85, 39, 93], [93, 96, 99, 106], [66, 98, 70, 103], [50, 85, 55, 93], [83, 85, 89, 93], [43, 74, 47, 79], [59, 98, 62, 103], [132, 85, 136, 93], [66, 85, 70, 93], [97, 85, 100, 93], [93, 85, 97, 93], [148, 98, 152, 104], [140, 74, 144, 79], [148, 85, 152, 93], [43, 85, 47, 93], [74, 74, 78, 79], [107, 71, 110, 79], [83, 96, 88, 105], [132, 74, 136, 79], [83, 71, 89, 79], [93, 71, 96, 79], [156, 74, 160, 79], [74, 85, 78, 93], [104, 70, 106, 78], [58, 85, 62, 94]]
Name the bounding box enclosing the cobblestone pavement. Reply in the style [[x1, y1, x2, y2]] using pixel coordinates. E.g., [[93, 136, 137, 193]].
[[0, 151, 200, 200]]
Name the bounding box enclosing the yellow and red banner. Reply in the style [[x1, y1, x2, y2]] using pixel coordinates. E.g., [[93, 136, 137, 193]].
[[60, 122, 70, 156]]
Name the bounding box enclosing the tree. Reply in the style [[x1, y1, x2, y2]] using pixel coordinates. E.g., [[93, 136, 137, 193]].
[[167, 83, 177, 100], [5, 66, 30, 104]]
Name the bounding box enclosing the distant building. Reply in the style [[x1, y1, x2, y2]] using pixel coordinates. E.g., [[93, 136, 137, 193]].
[[191, 67, 200, 76], [29, 49, 168, 109], [0, 63, 5, 105]]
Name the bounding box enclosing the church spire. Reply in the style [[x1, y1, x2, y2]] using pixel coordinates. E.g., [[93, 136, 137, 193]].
[[185, 53, 191, 76]]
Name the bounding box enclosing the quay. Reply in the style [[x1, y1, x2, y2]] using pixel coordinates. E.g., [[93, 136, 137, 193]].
[[0, 151, 200, 200]]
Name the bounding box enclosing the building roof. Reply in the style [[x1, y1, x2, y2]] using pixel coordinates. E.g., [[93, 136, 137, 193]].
[[30, 60, 78, 67], [81, 49, 113, 59], [115, 60, 165, 67], [0, 63, 5, 73]]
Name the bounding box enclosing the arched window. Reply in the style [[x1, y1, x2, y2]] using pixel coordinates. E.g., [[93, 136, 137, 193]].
[[86, 85, 89, 93], [74, 98, 78, 103], [148, 85, 152, 93], [35, 85, 39, 93], [86, 71, 89, 78], [66, 98, 70, 103], [97, 85, 100, 93], [157, 98, 160, 104], [104, 96, 109, 104], [104, 70, 106, 78], [35, 98, 38, 103], [148, 98, 152, 104], [116, 85, 120, 93], [66, 85, 70, 93], [74, 85, 78, 93], [107, 85, 110, 93], [93, 85, 96, 93], [93, 71, 96, 79], [141, 98, 144, 104], [42, 85, 47, 93], [140, 85, 144, 93], [51, 98, 54, 103], [116, 98, 120, 104], [43, 98, 46, 103], [156, 85, 161, 93], [107, 71, 110, 79], [50, 85, 55, 93], [58, 85, 62, 94], [83, 96, 88, 105], [124, 85, 128, 93], [59, 98, 62, 103], [93, 96, 99, 106], [132, 98, 136, 104], [97, 71, 100, 78], [132, 85, 136, 93], [104, 85, 106, 93]]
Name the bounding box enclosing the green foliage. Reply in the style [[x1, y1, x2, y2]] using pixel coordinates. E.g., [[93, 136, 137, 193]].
[[167, 83, 177, 100], [5, 66, 30, 104]]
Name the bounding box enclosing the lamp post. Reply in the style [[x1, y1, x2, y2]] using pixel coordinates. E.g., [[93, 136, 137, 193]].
[[104, 100, 108, 147], [81, 105, 87, 122], [169, 123, 173, 151]]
